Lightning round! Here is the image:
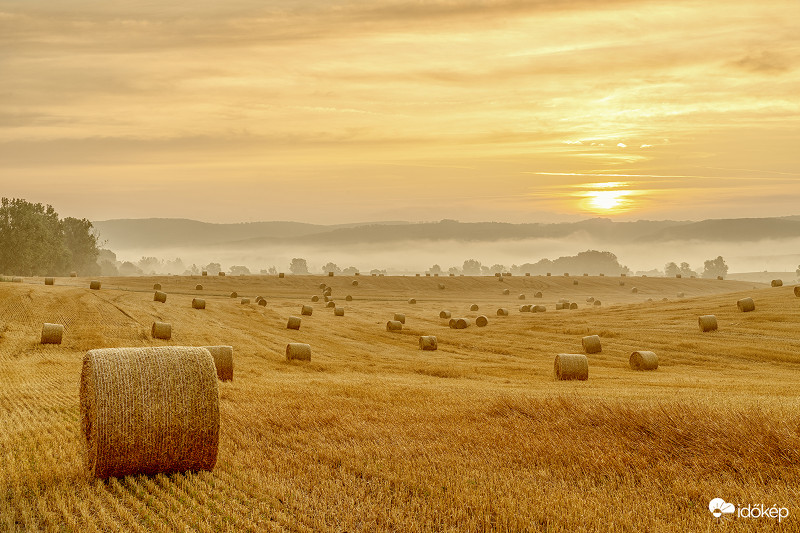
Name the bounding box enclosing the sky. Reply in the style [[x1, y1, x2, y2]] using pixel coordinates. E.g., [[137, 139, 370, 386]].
[[1, 0, 799, 224]]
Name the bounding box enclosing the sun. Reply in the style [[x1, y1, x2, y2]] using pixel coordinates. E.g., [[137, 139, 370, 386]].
[[586, 190, 627, 211], [575, 182, 637, 214]]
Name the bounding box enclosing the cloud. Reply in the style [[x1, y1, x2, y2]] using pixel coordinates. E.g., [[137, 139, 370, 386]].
[[731, 51, 792, 74]]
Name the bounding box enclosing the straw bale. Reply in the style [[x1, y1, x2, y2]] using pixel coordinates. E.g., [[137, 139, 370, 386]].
[[192, 298, 206, 310], [202, 271, 208, 276], [346, 295, 353, 301], [519, 304, 531, 312], [326, 301, 336, 308], [496, 308, 509, 316], [554, 353, 588, 380], [771, 279, 783, 287], [453, 318, 470, 329], [438, 283, 445, 289], [287, 316, 301, 330], [795, 286, 800, 297], [386, 320, 403, 331], [581, 335, 601, 354], [419, 336, 438, 351], [41, 323, 64, 344], [569, 302, 578, 310], [518, 294, 525, 300], [532, 305, 547, 312], [503, 289, 510, 295], [195, 284, 203, 290], [150, 321, 171, 340], [470, 304, 479, 311], [475, 315, 488, 327], [449, 318, 456, 328], [90, 281, 101, 290], [311, 295, 319, 302], [203, 346, 233, 381], [241, 298, 250, 304], [534, 292, 543, 298], [45, 277, 54, 285], [352, 280, 358, 286], [737, 297, 755, 312], [79, 346, 219, 479], [631, 287, 638, 293], [301, 305, 313, 316], [153, 283, 161, 290], [408, 298, 417, 304], [629, 351, 658, 371], [218, 272, 225, 277], [698, 315, 718, 332], [286, 343, 311, 361], [154, 291, 167, 303], [230, 292, 237, 298], [70, 272, 77, 277], [593, 300, 601, 306], [439, 310, 451, 319], [334, 307, 344, 316], [394, 313, 406, 323], [258, 299, 267, 307]]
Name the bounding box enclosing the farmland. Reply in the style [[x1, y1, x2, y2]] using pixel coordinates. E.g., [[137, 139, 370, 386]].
[[1, 273, 799, 531]]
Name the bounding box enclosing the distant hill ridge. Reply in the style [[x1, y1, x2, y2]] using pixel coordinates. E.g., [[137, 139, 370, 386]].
[[92, 216, 800, 250]]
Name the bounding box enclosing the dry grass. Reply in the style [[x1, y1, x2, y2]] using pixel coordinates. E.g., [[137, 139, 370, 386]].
[[0, 274, 798, 531]]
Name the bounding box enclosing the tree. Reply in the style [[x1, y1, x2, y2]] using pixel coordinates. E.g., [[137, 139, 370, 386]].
[[370, 268, 386, 275], [229, 265, 251, 276], [664, 262, 679, 277], [137, 257, 162, 274], [204, 262, 222, 276], [796, 264, 799, 277], [462, 259, 482, 275], [679, 262, 697, 277], [448, 266, 461, 275], [267, 266, 277, 275], [429, 264, 442, 274], [702, 256, 728, 279], [322, 262, 341, 274], [489, 264, 506, 274], [118, 261, 142, 276], [0, 198, 68, 276], [342, 266, 359, 275], [289, 258, 309, 275], [62, 217, 100, 275], [98, 260, 119, 276]]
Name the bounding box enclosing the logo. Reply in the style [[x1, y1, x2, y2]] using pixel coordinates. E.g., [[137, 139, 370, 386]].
[[709, 498, 789, 523], [709, 498, 735, 519]]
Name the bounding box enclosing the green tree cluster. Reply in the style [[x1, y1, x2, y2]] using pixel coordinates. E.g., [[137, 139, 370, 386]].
[[0, 198, 100, 276]]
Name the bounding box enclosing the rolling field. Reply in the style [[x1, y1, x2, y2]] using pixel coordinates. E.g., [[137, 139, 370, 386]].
[[1, 273, 799, 531]]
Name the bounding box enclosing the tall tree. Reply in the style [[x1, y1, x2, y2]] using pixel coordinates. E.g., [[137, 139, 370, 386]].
[[289, 258, 309, 274]]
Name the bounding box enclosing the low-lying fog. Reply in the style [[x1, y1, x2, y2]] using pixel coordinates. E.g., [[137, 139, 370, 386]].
[[107, 236, 800, 278]]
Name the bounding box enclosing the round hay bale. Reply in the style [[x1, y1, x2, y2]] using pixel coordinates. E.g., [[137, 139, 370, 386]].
[[581, 335, 601, 354], [631, 287, 638, 293], [498, 277, 504, 282], [286, 343, 311, 361], [583, 273, 589, 276], [394, 313, 406, 323], [771, 279, 783, 287], [546, 273, 551, 276], [151, 321, 171, 340], [80, 346, 219, 479], [154, 290, 167, 303], [534, 292, 543, 298], [555, 303, 565, 310], [449, 273, 454, 276], [795, 286, 800, 297], [533, 305, 547, 312], [675, 274, 681, 278], [230, 292, 237, 298], [554, 353, 588, 381], [153, 283, 161, 290], [438, 283, 445, 290], [323, 288, 332, 296], [41, 323, 64, 344], [698, 315, 718, 332], [346, 295, 353, 301], [319, 283, 327, 290], [496, 308, 509, 316], [352, 280, 358, 286], [415, 274, 420, 277], [70, 272, 77, 277], [495, 273, 501, 277], [630, 351, 658, 371], [661, 298, 668, 302], [593, 300, 601, 306], [586, 297, 595, 303], [355, 272, 360, 276], [218, 272, 225, 277], [453, 318, 470, 329], [717, 275, 723, 280], [258, 299, 267, 307], [287, 316, 301, 330], [89, 281, 101, 290], [502, 289, 510, 295], [311, 295, 319, 302], [192, 298, 206, 310], [44, 277, 54, 285], [386, 320, 403, 331], [328, 271, 334, 277], [564, 273, 570, 277], [448, 318, 456, 328], [619, 281, 625, 286], [324, 295, 331, 303], [470, 304, 479, 311], [301, 305, 313, 316], [475, 315, 488, 327], [621, 273, 627, 277], [518, 294, 526, 300], [439, 310, 451, 319], [241, 298, 250, 304], [334, 307, 344, 316], [737, 297, 755, 312], [408, 298, 416, 304], [573, 280, 578, 285], [519, 304, 532, 312], [255, 296, 264, 303], [677, 292, 685, 298], [419, 336, 438, 351], [279, 272, 285, 278], [525, 273, 531, 276], [599, 273, 605, 277], [326, 301, 336, 308], [426, 273, 431, 277], [202, 271, 208, 276], [195, 284, 203, 290], [569, 302, 578, 310]]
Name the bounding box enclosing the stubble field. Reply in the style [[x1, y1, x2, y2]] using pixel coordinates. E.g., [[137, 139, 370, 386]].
[[1, 273, 799, 532]]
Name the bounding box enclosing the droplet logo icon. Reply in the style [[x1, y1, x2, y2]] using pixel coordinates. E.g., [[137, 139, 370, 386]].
[[709, 498, 735, 518]]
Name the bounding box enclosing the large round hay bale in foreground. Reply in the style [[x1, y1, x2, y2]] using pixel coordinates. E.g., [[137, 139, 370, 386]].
[[795, 286, 800, 297], [386, 320, 403, 331], [89, 281, 101, 290], [153, 283, 161, 290], [45, 277, 54, 285], [301, 305, 313, 316], [502, 289, 510, 295], [203, 346, 233, 381], [419, 336, 438, 351], [470, 304, 479, 311], [408, 298, 417, 304], [41, 323, 64, 344], [79, 346, 219, 479], [439, 310, 451, 319], [698, 315, 718, 332], [195, 284, 203, 290], [475, 315, 488, 327], [453, 318, 470, 329], [554, 353, 588, 381], [630, 351, 658, 371], [394, 313, 406, 324], [737, 297, 755, 312], [151, 321, 171, 340], [581, 335, 601, 354], [286, 343, 311, 361], [496, 308, 508, 316], [287, 316, 301, 330], [771, 279, 783, 287], [192, 298, 206, 310], [334, 307, 344, 316], [154, 291, 167, 303]]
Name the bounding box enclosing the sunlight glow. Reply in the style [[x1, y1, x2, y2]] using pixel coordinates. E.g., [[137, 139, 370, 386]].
[[573, 182, 638, 213]]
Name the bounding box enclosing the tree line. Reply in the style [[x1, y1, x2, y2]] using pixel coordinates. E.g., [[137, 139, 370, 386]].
[[0, 198, 100, 277]]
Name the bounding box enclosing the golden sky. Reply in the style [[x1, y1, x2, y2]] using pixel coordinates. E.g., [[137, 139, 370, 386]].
[[1, 0, 798, 223]]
